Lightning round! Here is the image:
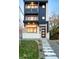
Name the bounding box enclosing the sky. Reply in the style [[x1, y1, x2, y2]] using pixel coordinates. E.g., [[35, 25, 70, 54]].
[[19, 0, 59, 19], [48, 0, 59, 17]]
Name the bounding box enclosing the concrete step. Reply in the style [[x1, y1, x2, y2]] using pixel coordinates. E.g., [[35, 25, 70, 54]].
[[43, 47, 52, 50], [43, 49, 54, 52], [45, 56, 58, 59], [44, 52, 56, 55], [42, 39, 58, 59]]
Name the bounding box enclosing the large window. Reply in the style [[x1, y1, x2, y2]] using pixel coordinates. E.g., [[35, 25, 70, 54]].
[[25, 24, 37, 33], [25, 15, 38, 21], [25, 2, 38, 9]]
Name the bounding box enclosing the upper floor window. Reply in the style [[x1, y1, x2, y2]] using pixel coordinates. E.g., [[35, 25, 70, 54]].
[[25, 2, 38, 9], [25, 15, 38, 21]]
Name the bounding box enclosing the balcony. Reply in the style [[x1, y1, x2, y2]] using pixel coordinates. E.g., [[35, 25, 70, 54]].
[[23, 18, 39, 23], [24, 8, 39, 14], [24, 19, 38, 21], [23, 20, 39, 24]]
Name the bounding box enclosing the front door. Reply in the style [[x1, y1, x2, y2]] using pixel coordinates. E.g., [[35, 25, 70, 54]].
[[41, 26, 46, 38]]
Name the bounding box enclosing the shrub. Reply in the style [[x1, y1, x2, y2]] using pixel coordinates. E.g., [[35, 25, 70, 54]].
[[50, 25, 59, 40]]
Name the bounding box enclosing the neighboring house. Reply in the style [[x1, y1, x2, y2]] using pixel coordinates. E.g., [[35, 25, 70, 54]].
[[19, 0, 24, 39], [23, 0, 49, 39]]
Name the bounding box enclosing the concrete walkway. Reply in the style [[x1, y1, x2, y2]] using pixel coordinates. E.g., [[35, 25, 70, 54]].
[[42, 39, 58, 59], [48, 40, 59, 57]]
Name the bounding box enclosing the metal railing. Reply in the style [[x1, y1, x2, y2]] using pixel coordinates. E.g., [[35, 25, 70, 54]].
[[25, 8, 39, 14]]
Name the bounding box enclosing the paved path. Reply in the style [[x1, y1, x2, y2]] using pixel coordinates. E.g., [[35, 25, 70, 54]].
[[42, 39, 58, 59], [48, 40, 59, 57]]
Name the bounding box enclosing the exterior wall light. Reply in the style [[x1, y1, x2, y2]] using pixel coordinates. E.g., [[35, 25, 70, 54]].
[[42, 16, 45, 19], [42, 5, 45, 8]]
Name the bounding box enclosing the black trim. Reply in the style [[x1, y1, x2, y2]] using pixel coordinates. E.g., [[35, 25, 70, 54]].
[[39, 20, 48, 24], [23, 20, 39, 24], [24, 8, 39, 15]]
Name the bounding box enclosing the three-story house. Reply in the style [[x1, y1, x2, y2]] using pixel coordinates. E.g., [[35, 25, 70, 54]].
[[23, 0, 49, 39]]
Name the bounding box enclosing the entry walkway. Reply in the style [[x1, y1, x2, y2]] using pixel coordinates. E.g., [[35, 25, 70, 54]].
[[42, 39, 58, 59]]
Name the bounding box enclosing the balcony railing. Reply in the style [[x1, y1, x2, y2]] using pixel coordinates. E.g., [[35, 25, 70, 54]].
[[24, 8, 39, 14], [25, 19, 38, 21], [23, 19, 39, 23], [25, 18, 38, 21]]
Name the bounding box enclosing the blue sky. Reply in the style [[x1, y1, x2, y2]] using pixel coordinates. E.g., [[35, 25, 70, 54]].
[[19, 0, 59, 17], [48, 0, 59, 16]]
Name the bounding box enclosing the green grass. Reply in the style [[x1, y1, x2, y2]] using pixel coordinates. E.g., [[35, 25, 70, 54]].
[[19, 40, 39, 59]]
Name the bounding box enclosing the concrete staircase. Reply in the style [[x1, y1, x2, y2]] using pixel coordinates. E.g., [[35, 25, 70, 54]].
[[42, 39, 58, 59]]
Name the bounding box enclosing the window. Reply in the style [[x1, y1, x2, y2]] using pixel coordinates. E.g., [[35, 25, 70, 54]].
[[26, 5, 30, 8], [42, 5, 45, 8], [26, 27, 37, 32], [25, 24, 37, 33], [25, 2, 38, 9], [42, 16, 45, 19], [26, 15, 38, 21]]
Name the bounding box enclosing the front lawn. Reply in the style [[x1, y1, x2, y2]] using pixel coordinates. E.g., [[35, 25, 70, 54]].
[[19, 40, 39, 59]]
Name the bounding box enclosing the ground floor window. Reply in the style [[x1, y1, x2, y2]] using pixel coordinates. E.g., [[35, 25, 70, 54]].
[[26, 27, 37, 32], [25, 24, 37, 33]]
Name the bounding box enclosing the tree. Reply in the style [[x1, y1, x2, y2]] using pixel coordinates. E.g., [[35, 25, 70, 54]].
[[49, 15, 59, 40]]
